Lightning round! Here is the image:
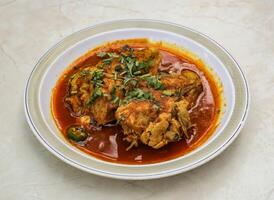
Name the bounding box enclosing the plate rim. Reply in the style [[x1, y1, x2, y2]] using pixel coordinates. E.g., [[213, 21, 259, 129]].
[[24, 19, 250, 180]]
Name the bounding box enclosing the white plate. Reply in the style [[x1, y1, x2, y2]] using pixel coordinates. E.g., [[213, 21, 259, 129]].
[[24, 19, 249, 180]]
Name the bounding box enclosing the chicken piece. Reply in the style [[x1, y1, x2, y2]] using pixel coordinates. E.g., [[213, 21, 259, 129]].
[[139, 100, 193, 149], [161, 70, 203, 107], [161, 70, 201, 90], [134, 47, 161, 75], [115, 100, 159, 149], [66, 96, 117, 126], [90, 97, 117, 125], [140, 113, 183, 149], [77, 115, 91, 126], [174, 100, 192, 138], [181, 70, 203, 107], [153, 94, 176, 113], [65, 95, 83, 116], [161, 74, 189, 89], [115, 90, 194, 149], [140, 113, 170, 149], [65, 67, 119, 125]]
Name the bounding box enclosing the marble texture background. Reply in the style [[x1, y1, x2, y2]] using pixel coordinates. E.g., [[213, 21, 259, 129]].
[[0, 0, 273, 199]]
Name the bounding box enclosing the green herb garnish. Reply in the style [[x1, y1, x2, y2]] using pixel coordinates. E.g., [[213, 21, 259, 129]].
[[86, 69, 104, 104], [102, 57, 113, 65], [110, 87, 116, 100], [144, 75, 164, 90], [162, 90, 174, 96], [107, 52, 119, 58], [100, 52, 120, 65], [79, 70, 90, 76], [138, 58, 153, 72], [113, 96, 120, 104], [97, 51, 106, 57], [124, 77, 138, 86], [92, 70, 103, 83], [123, 88, 153, 104], [87, 87, 103, 104]]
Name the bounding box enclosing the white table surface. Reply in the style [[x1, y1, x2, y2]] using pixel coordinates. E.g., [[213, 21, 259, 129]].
[[0, 0, 273, 199]]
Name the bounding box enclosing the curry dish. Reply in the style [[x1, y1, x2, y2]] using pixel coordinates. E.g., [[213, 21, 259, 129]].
[[52, 39, 222, 164]]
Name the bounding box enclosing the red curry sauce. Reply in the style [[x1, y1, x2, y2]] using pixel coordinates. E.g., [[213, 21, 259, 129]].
[[51, 40, 222, 164]]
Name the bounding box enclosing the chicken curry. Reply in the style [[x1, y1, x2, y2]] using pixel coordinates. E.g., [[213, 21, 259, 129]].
[[51, 39, 222, 164]]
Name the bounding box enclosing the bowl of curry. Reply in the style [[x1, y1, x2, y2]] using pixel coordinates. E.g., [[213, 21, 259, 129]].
[[25, 20, 249, 179], [52, 39, 223, 164]]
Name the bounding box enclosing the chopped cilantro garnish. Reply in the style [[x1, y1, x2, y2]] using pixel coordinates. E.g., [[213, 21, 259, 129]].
[[124, 77, 138, 86], [102, 57, 112, 65], [92, 70, 104, 83], [107, 52, 119, 58], [87, 87, 103, 104], [123, 88, 153, 104], [110, 87, 116, 100], [133, 70, 142, 75], [162, 90, 174, 96], [138, 58, 153, 71], [86, 69, 104, 105], [144, 75, 164, 90], [99, 52, 120, 65], [97, 52, 106, 57], [90, 47, 159, 105], [94, 87, 103, 96], [79, 70, 90, 76], [113, 96, 120, 104]]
